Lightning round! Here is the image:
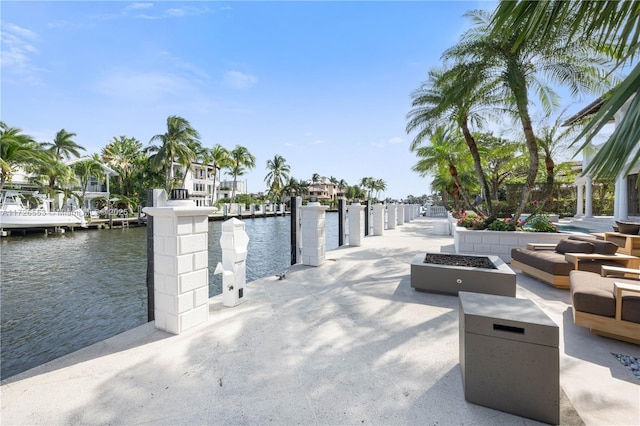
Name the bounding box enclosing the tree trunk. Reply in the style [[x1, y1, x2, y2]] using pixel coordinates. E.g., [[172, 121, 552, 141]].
[[460, 120, 493, 216], [449, 164, 481, 214]]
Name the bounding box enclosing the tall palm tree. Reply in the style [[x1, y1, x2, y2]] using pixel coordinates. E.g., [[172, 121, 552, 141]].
[[407, 65, 500, 216], [372, 178, 387, 201], [102, 136, 142, 197], [0, 122, 45, 191], [311, 173, 321, 184], [264, 154, 291, 203], [491, 0, 640, 180], [74, 154, 104, 209], [411, 125, 479, 212], [148, 115, 200, 193], [41, 129, 85, 160], [360, 177, 374, 200], [226, 145, 256, 200], [444, 8, 609, 221]]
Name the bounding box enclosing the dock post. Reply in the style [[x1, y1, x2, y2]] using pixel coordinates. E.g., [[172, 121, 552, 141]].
[[301, 199, 328, 266], [143, 189, 216, 334], [364, 200, 370, 236], [372, 203, 385, 236], [348, 201, 365, 246], [290, 196, 301, 265], [397, 204, 405, 225], [404, 203, 411, 223], [338, 198, 345, 247], [388, 203, 397, 230]]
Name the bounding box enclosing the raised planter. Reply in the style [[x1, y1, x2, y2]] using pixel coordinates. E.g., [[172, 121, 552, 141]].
[[453, 226, 576, 263], [411, 253, 516, 297]]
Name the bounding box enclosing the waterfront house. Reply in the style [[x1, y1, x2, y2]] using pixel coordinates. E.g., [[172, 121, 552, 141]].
[[308, 176, 344, 203]]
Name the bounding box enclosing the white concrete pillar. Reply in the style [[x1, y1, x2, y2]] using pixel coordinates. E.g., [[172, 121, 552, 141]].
[[404, 204, 411, 222], [387, 204, 397, 229], [216, 218, 249, 307], [143, 199, 216, 334], [301, 202, 328, 266], [585, 176, 593, 218], [372, 203, 385, 236], [348, 202, 366, 246], [397, 204, 405, 225], [615, 174, 629, 220], [576, 183, 584, 217]]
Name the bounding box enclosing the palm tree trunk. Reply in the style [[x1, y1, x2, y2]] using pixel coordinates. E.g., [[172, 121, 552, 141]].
[[449, 164, 480, 214], [460, 120, 493, 216], [513, 114, 539, 222]]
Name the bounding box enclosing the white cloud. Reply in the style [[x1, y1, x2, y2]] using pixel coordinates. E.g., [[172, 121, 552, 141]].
[[285, 143, 295, 147], [312, 140, 326, 145], [0, 22, 42, 83], [388, 136, 403, 144], [93, 69, 199, 102], [304, 132, 312, 137], [126, 3, 154, 11], [224, 71, 258, 89]]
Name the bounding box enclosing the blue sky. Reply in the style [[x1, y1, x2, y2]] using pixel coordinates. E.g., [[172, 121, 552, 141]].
[[0, 0, 598, 199]]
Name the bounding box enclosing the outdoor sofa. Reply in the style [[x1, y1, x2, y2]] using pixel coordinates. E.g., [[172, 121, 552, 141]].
[[510, 236, 640, 289], [570, 266, 640, 345], [602, 220, 640, 256]]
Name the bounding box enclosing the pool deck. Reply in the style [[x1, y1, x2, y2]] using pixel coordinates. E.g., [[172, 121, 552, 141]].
[[1, 217, 639, 425]]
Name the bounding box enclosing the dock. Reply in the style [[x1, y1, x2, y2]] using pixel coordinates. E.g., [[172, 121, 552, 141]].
[[1, 217, 638, 425]]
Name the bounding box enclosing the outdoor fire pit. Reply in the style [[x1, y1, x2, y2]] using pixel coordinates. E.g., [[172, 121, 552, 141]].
[[411, 252, 516, 297]]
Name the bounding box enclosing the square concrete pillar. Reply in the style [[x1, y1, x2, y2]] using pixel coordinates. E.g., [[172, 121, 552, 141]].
[[301, 202, 328, 266], [143, 200, 216, 334]]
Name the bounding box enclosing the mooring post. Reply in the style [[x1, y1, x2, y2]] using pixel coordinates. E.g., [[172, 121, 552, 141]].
[[301, 199, 328, 266], [338, 198, 345, 247], [372, 203, 385, 236], [387, 203, 397, 230], [348, 200, 365, 246], [364, 200, 370, 236], [290, 196, 302, 265], [143, 189, 216, 334], [145, 189, 163, 322]]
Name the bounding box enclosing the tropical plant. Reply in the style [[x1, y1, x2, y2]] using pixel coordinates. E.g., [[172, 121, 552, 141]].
[[444, 8, 609, 224], [491, 0, 640, 180], [264, 154, 291, 203], [205, 144, 230, 204], [226, 145, 256, 201], [311, 173, 321, 184], [73, 154, 104, 208], [102, 136, 142, 197], [0, 122, 46, 191], [407, 65, 500, 216], [372, 178, 387, 201], [411, 125, 480, 212], [147, 115, 201, 193], [41, 129, 85, 160]]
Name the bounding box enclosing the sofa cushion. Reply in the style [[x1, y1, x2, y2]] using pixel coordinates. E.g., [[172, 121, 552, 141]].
[[511, 248, 574, 275], [570, 270, 640, 323], [615, 220, 640, 235], [555, 239, 594, 254], [569, 235, 619, 254]]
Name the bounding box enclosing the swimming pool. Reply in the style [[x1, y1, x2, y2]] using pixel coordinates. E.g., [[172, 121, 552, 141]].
[[556, 224, 595, 234]]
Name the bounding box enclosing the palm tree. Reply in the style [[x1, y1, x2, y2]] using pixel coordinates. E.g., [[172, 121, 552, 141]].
[[311, 173, 320, 184], [407, 65, 500, 215], [226, 145, 256, 200], [360, 177, 374, 200], [0, 122, 45, 191], [372, 179, 387, 201], [41, 129, 85, 160], [74, 154, 104, 209], [148, 115, 200, 193], [444, 9, 609, 221], [264, 154, 291, 203], [491, 1, 639, 180], [102, 136, 142, 197], [411, 125, 479, 212]]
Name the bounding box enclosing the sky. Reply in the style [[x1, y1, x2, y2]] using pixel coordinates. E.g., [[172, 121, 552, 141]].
[[0, 0, 602, 200]]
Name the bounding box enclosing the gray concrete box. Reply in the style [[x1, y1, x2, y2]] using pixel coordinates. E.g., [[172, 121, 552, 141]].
[[459, 292, 559, 425], [411, 253, 516, 297]]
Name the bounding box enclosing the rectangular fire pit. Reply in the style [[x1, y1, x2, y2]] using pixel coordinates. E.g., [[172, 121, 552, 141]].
[[411, 253, 516, 297]]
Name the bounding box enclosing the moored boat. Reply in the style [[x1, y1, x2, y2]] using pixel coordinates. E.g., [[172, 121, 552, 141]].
[[0, 191, 87, 229]]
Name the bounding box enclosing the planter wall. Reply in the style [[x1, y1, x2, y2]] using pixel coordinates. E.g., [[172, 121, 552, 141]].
[[454, 226, 574, 263]]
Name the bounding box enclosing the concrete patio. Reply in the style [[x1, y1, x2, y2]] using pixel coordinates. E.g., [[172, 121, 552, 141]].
[[1, 217, 639, 425]]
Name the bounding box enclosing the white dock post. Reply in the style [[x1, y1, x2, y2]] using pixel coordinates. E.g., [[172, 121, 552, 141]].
[[348, 201, 366, 246], [404, 204, 411, 222], [397, 204, 405, 225], [372, 203, 385, 236], [216, 218, 249, 307], [143, 194, 216, 334], [301, 200, 328, 266], [387, 204, 397, 229]]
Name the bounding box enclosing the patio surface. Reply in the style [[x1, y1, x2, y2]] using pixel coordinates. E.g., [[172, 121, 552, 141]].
[[1, 217, 639, 425]]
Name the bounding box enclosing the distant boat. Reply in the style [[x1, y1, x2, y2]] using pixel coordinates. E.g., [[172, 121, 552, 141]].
[[0, 191, 87, 229]]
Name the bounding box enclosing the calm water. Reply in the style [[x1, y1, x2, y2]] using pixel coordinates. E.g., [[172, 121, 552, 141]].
[[1, 213, 338, 380]]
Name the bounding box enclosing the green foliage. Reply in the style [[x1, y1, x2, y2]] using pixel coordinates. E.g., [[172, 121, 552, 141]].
[[456, 212, 487, 230], [486, 217, 518, 231], [527, 214, 559, 232]]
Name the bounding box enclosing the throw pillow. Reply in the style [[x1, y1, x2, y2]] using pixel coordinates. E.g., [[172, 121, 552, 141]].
[[569, 236, 619, 255], [555, 239, 594, 254]]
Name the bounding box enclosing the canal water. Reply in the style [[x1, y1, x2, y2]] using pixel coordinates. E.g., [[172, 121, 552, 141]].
[[0, 213, 339, 380]]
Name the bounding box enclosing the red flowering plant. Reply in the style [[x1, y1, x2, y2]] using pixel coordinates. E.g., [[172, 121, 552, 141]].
[[456, 212, 488, 230]]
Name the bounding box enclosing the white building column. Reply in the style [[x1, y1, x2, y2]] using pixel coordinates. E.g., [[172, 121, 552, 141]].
[[387, 204, 397, 229], [348, 201, 365, 246], [575, 181, 584, 217], [301, 201, 328, 266], [615, 174, 629, 220], [584, 176, 593, 218], [372, 203, 385, 236], [143, 198, 216, 334]]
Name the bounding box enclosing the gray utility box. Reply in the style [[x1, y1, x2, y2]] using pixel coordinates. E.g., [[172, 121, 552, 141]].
[[459, 292, 559, 425]]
